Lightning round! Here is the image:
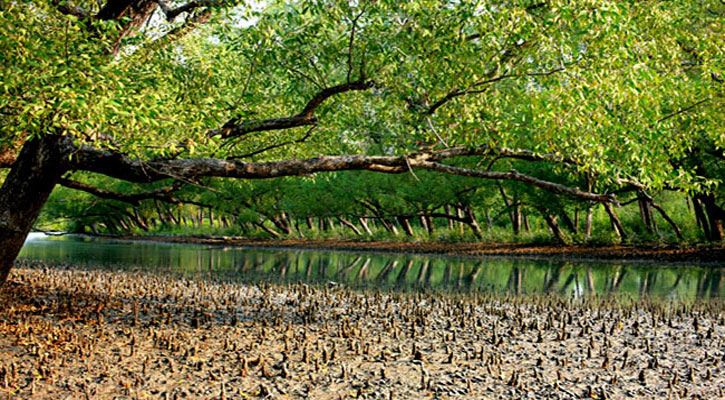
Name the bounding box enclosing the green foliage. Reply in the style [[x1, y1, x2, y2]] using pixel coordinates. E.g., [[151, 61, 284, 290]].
[[3, 0, 722, 245]]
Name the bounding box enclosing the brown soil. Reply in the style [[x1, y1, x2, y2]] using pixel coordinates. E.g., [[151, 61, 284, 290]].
[[114, 234, 725, 265], [1, 263, 724, 399]]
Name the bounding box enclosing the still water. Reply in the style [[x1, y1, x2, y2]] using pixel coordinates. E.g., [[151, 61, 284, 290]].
[[18, 233, 725, 299]]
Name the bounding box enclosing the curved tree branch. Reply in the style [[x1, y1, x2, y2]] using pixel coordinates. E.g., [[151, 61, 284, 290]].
[[410, 160, 616, 204], [209, 78, 374, 139], [67, 142, 616, 203], [58, 177, 181, 205]]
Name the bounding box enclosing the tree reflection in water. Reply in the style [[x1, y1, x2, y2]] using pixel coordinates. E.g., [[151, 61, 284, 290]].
[[18, 235, 725, 300]]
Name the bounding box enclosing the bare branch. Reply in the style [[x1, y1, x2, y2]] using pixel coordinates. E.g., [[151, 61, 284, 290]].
[[346, 8, 366, 83], [411, 161, 616, 204], [228, 126, 316, 160], [58, 177, 180, 205], [426, 67, 565, 115], [652, 98, 711, 126], [209, 78, 374, 139]]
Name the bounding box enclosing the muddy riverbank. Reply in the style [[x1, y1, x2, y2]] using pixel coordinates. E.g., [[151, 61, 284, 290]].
[[1, 262, 724, 399]]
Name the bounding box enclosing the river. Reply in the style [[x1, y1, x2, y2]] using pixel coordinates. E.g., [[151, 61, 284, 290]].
[[18, 233, 724, 299]]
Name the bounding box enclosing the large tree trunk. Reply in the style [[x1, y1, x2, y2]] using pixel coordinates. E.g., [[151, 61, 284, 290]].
[[0, 135, 73, 285]]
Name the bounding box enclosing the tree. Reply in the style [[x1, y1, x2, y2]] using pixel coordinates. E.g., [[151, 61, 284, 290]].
[[1, 0, 723, 285]]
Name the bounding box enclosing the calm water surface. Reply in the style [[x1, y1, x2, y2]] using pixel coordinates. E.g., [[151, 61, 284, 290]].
[[18, 233, 725, 300]]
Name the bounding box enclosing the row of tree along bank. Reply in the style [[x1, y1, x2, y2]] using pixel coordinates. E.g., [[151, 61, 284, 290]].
[[41, 170, 720, 247]]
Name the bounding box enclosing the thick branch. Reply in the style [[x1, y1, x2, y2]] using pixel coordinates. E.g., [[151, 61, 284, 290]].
[[69, 144, 614, 203], [410, 160, 616, 204], [210, 79, 373, 139]]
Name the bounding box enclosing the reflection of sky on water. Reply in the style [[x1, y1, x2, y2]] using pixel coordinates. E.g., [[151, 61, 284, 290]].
[[19, 234, 725, 300]]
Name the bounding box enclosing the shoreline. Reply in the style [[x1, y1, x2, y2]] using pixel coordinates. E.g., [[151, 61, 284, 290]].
[[92, 233, 725, 266]]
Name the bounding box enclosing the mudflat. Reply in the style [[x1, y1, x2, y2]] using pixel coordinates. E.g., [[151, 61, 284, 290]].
[[1, 262, 723, 399]]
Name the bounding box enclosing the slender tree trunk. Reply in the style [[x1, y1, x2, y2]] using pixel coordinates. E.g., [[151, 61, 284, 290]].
[[396, 216, 414, 236], [337, 217, 362, 236], [270, 215, 292, 235], [651, 202, 684, 241], [115, 215, 130, 231], [692, 195, 711, 240], [603, 202, 628, 242], [255, 221, 282, 238], [539, 210, 567, 244], [166, 205, 179, 225], [306, 217, 315, 231], [498, 184, 518, 234], [444, 205, 455, 229], [585, 205, 593, 240], [484, 210, 493, 228], [700, 193, 724, 241], [512, 194, 521, 235], [522, 211, 530, 232], [559, 211, 577, 234], [293, 218, 304, 238], [463, 206, 483, 239], [419, 215, 428, 233], [358, 217, 373, 235], [637, 193, 657, 234], [424, 215, 434, 235], [196, 208, 204, 227], [456, 207, 465, 234], [154, 199, 167, 225], [0, 135, 74, 285], [388, 219, 399, 235], [133, 209, 150, 231]]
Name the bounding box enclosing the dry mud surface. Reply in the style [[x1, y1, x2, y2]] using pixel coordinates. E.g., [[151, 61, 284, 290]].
[[1, 263, 725, 399], [117, 235, 725, 265]]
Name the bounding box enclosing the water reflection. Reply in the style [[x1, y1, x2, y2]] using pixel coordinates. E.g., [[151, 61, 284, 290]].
[[18, 235, 725, 300]]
